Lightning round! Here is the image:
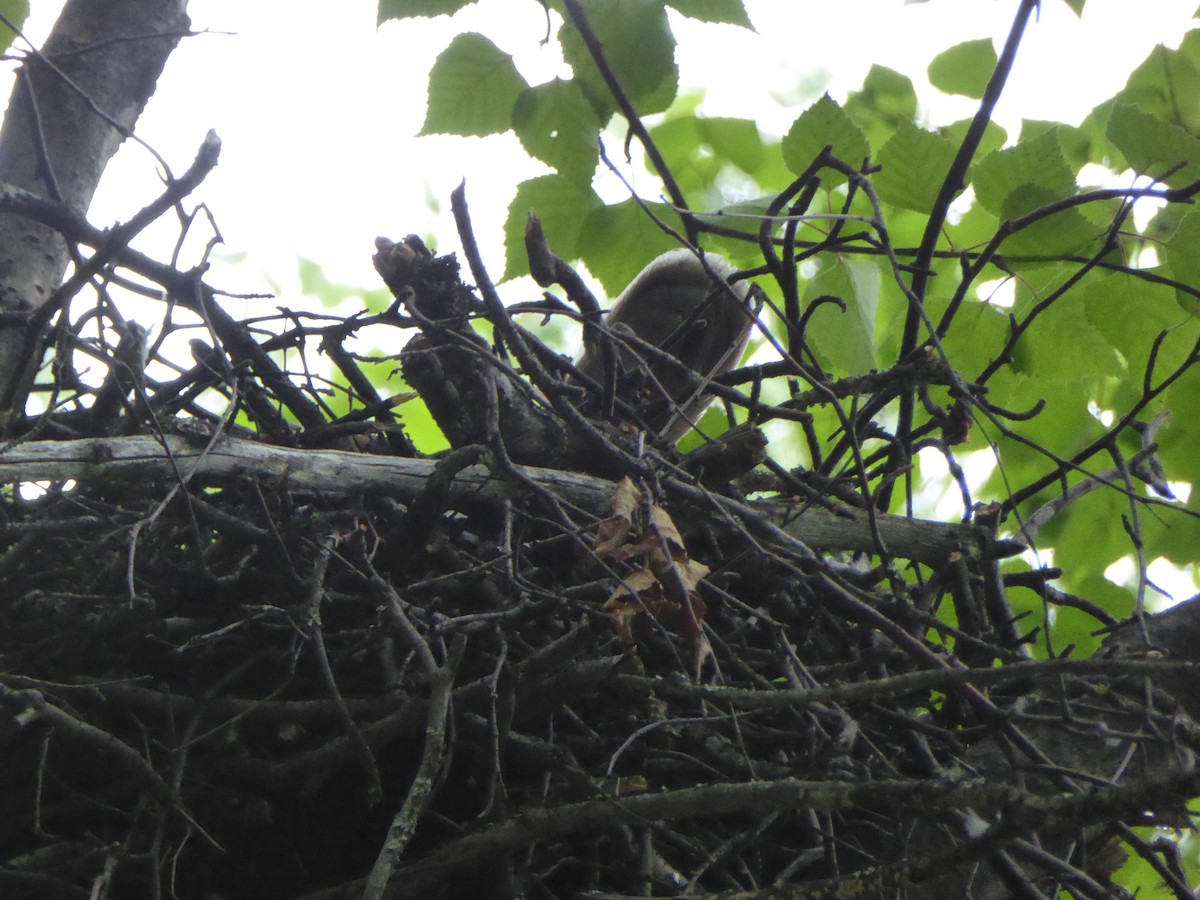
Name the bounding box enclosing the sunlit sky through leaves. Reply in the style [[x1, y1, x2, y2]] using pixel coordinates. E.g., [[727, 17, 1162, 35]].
[[5, 0, 1196, 296]]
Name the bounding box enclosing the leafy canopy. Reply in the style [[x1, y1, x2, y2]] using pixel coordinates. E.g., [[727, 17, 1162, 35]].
[[376, 0, 1200, 670]]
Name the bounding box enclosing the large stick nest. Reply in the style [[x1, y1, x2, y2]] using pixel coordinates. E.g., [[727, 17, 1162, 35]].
[[2, 183, 1200, 900]]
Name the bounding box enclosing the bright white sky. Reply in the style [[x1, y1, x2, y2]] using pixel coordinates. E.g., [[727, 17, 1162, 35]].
[[5, 0, 1198, 300]]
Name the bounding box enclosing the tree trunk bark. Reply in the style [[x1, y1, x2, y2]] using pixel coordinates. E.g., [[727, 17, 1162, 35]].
[[0, 0, 189, 429]]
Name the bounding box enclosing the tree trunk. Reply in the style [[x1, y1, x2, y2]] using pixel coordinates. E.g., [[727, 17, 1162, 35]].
[[0, 0, 189, 429]]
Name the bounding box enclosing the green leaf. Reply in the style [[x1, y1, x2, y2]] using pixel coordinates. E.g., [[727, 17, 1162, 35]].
[[1117, 30, 1200, 133], [391, 389, 450, 453], [377, 0, 476, 22], [1048, 492, 1139, 604], [928, 38, 997, 99], [699, 196, 775, 257], [576, 200, 686, 295], [803, 259, 883, 375], [676, 404, 741, 453], [1022, 119, 1089, 170], [502, 175, 605, 281], [973, 131, 1075, 224], [874, 122, 958, 214], [853, 65, 918, 123], [844, 65, 918, 149], [420, 33, 528, 136], [1106, 103, 1200, 188], [1158, 208, 1200, 315], [0, 1, 29, 54], [1082, 274, 1193, 380], [1011, 294, 1123, 382], [930, 291, 1010, 378], [699, 116, 766, 177], [942, 195, 1000, 250], [512, 79, 601, 185], [1058, 0, 1086, 16], [1158, 373, 1200, 521], [645, 113, 769, 201], [1006, 191, 1099, 259], [297, 257, 393, 312], [1114, 829, 1194, 896], [648, 114, 717, 196], [971, 128, 1099, 257], [666, 0, 753, 28], [559, 0, 678, 118], [1074, 99, 1128, 171], [781, 94, 870, 180], [939, 117, 1007, 160]]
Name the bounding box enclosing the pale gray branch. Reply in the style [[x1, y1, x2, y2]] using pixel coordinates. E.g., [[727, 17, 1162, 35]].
[[0, 435, 1020, 565]]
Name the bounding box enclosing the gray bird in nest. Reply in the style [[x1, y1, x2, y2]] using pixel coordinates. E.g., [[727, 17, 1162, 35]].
[[575, 249, 754, 442]]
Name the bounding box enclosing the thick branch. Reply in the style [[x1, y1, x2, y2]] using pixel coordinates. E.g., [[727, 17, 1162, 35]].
[[0, 434, 1019, 566]]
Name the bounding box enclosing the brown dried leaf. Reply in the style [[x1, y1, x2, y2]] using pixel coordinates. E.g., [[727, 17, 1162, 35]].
[[592, 476, 642, 560], [599, 496, 713, 651], [603, 568, 659, 606], [645, 524, 709, 591], [615, 775, 649, 796], [611, 476, 641, 519], [677, 558, 710, 590], [604, 569, 661, 641], [648, 505, 685, 556]]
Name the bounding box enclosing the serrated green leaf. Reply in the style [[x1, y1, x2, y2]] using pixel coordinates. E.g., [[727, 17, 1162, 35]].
[[646, 112, 770, 197], [1022, 119, 1090, 170], [874, 122, 958, 214], [502, 175, 605, 281], [941, 196, 1000, 251], [1106, 103, 1200, 188], [928, 38, 997, 99], [972, 128, 1077, 218], [420, 33, 528, 136], [377, 0, 476, 22], [0, 1, 28, 54], [970, 129, 1100, 258], [666, 0, 752, 28], [1117, 31, 1200, 133], [512, 79, 601, 185], [676, 404, 741, 453], [781, 94, 870, 180], [1049, 494, 1138, 606], [559, 0, 678, 118], [1113, 828, 1193, 895], [1012, 212, 1100, 268], [576, 200, 686, 295]]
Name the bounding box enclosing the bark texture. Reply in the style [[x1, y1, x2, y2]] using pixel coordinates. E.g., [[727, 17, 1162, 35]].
[[0, 0, 189, 427]]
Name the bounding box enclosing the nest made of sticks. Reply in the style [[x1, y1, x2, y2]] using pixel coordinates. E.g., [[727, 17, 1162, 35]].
[[2, 191, 1199, 900]]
